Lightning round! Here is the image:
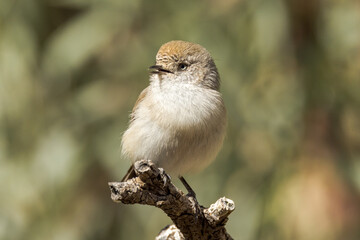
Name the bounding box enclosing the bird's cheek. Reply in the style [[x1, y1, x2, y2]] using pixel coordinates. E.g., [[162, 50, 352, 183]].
[[176, 74, 190, 83]]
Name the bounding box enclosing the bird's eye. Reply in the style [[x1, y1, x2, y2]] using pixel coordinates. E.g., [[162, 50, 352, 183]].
[[178, 63, 188, 71]]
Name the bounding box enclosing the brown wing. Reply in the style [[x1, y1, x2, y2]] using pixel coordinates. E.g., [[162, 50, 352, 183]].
[[122, 88, 149, 181], [130, 87, 149, 122]]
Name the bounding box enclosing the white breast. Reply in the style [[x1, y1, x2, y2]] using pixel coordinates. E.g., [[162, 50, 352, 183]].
[[121, 76, 226, 176]]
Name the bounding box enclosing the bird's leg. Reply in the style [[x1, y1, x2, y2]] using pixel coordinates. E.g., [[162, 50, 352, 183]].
[[121, 165, 136, 182], [179, 176, 196, 198], [179, 176, 203, 221]]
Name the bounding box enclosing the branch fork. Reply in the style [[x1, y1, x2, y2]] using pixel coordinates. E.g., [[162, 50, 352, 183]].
[[109, 159, 235, 239]]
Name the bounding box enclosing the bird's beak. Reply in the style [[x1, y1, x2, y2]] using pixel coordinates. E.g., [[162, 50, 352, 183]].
[[149, 65, 173, 74]]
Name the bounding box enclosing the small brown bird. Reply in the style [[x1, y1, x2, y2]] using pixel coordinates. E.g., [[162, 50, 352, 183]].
[[121, 40, 226, 195]]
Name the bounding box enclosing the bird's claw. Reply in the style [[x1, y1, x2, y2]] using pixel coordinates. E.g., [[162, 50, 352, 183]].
[[159, 168, 171, 187]]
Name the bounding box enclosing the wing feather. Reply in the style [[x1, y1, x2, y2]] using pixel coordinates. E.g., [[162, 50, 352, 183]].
[[130, 87, 149, 122]]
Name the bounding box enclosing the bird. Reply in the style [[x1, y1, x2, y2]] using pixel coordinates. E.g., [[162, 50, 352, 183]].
[[121, 40, 226, 196]]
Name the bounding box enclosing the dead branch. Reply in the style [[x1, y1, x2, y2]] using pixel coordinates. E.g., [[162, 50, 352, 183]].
[[109, 159, 235, 240]]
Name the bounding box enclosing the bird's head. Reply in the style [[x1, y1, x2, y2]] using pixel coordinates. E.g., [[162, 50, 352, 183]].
[[149, 40, 220, 90]]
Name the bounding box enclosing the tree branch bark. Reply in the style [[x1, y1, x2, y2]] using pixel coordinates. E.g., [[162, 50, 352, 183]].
[[108, 159, 235, 240]]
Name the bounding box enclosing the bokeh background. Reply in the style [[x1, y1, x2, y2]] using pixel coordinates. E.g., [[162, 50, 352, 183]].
[[1, 0, 360, 239]]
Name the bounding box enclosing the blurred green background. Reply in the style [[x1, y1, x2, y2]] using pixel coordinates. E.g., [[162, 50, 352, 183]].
[[1, 0, 360, 239]]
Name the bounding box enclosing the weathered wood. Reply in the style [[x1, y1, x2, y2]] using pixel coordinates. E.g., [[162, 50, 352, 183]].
[[109, 159, 235, 240]]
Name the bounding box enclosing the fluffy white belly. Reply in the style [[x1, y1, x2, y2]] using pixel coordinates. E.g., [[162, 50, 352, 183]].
[[121, 83, 226, 176]]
